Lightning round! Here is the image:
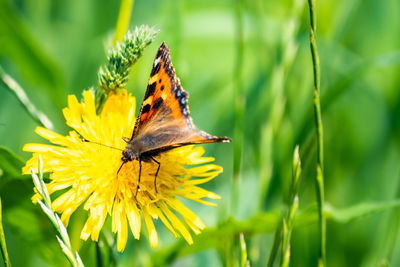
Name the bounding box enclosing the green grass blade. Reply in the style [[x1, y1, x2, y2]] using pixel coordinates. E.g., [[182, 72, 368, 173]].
[[240, 233, 250, 267], [232, 0, 245, 215], [0, 69, 54, 130], [30, 156, 84, 267], [0, 198, 11, 267]]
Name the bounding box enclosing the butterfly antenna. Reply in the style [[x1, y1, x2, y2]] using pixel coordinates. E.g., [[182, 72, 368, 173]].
[[82, 138, 124, 151]]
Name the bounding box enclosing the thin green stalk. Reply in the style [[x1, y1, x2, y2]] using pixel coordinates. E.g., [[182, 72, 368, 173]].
[[96, 241, 104, 267], [240, 233, 250, 267], [233, 0, 245, 215], [31, 155, 84, 267], [113, 0, 134, 45], [269, 146, 301, 267], [228, 2, 244, 262], [0, 67, 54, 130], [307, 0, 325, 266], [0, 198, 11, 267], [281, 195, 300, 267], [259, 0, 305, 209], [267, 223, 282, 267], [280, 146, 301, 267]]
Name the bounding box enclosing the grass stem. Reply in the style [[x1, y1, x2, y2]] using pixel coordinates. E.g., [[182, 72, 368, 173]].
[[0, 198, 11, 267], [307, 0, 326, 265], [0, 67, 54, 130], [96, 241, 104, 267], [258, 0, 305, 210], [267, 222, 282, 267], [30, 155, 84, 267], [233, 0, 245, 215], [240, 233, 250, 267], [269, 146, 301, 267]]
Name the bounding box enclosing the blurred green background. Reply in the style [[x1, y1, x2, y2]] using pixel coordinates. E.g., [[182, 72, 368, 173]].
[[1, 0, 400, 266]]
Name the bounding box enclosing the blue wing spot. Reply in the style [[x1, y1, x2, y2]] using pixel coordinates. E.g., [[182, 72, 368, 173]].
[[176, 89, 181, 98]]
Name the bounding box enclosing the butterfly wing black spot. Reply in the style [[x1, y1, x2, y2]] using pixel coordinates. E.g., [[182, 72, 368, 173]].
[[142, 104, 151, 114], [145, 82, 157, 100], [152, 97, 164, 110], [151, 61, 161, 76]]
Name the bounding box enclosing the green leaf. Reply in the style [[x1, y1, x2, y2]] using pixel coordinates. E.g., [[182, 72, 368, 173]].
[[295, 201, 400, 227], [324, 201, 400, 224]]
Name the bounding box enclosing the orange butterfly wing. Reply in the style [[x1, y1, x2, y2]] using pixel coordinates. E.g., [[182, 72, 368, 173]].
[[130, 42, 230, 153]]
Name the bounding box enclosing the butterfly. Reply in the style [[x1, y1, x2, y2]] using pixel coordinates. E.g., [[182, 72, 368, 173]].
[[119, 42, 231, 195]]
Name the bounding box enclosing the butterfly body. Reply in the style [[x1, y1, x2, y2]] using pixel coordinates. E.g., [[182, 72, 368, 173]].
[[120, 42, 231, 194], [122, 133, 171, 163]]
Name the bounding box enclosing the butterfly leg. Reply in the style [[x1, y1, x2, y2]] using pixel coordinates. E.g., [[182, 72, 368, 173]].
[[135, 159, 142, 197], [151, 157, 161, 193]]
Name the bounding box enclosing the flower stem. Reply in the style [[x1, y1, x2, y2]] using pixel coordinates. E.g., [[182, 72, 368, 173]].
[[0, 198, 11, 267], [307, 0, 326, 265], [113, 0, 134, 45]]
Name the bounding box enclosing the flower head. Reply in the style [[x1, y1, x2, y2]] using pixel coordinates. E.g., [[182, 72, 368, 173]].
[[23, 89, 223, 251]]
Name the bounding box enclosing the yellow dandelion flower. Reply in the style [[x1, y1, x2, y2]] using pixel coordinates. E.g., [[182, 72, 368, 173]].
[[22, 89, 224, 251]]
